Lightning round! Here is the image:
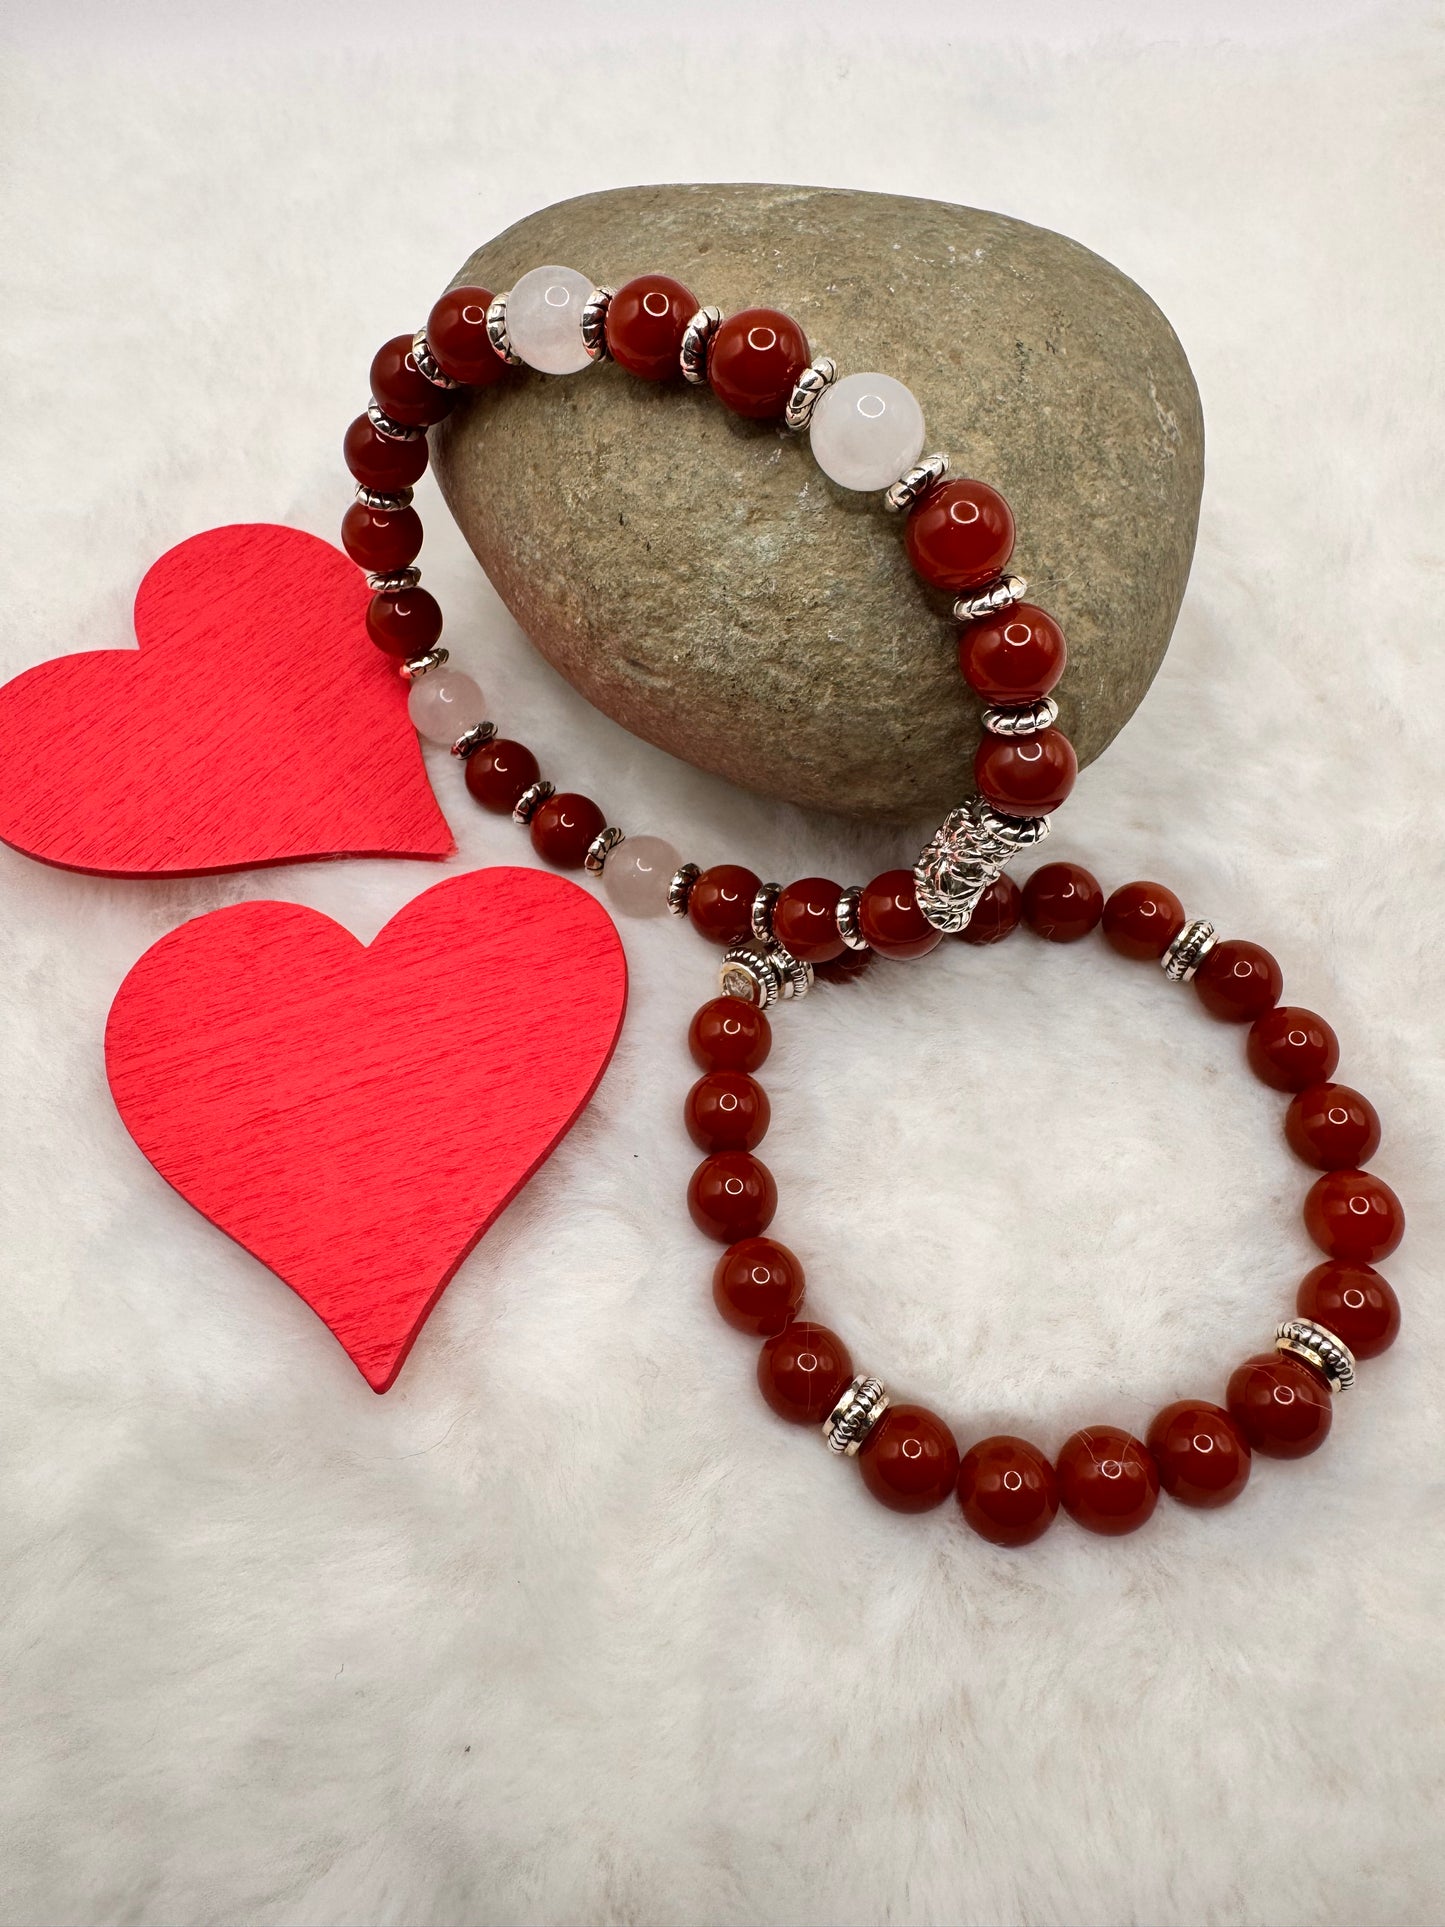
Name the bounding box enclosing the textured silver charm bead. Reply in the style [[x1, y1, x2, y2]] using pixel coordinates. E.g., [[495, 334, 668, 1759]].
[[975, 803, 1051, 850], [982, 696, 1059, 737], [410, 328, 459, 390], [584, 826, 625, 874], [751, 882, 781, 943], [913, 796, 1051, 935], [823, 1375, 891, 1456], [783, 356, 837, 432], [680, 306, 721, 384], [580, 286, 614, 361], [354, 484, 414, 511], [450, 720, 497, 759], [836, 885, 868, 951], [1276, 1319, 1356, 1392], [719, 942, 812, 1007], [511, 779, 554, 825], [667, 863, 701, 917], [485, 294, 523, 367], [1162, 918, 1218, 983], [366, 400, 423, 443], [367, 567, 422, 594], [953, 573, 1029, 623], [399, 647, 449, 682], [777, 946, 814, 1001], [883, 452, 949, 513]]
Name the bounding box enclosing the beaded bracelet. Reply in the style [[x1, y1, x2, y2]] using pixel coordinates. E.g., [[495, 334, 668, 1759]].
[[343, 262, 1075, 972]]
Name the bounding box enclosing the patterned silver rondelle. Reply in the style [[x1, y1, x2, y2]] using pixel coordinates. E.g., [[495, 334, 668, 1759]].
[[823, 1375, 891, 1456], [680, 306, 722, 384], [511, 779, 554, 825], [953, 573, 1029, 623], [584, 826, 625, 874], [450, 720, 497, 759], [354, 484, 414, 511], [982, 696, 1060, 737], [667, 863, 701, 917], [485, 295, 523, 367], [399, 647, 449, 682], [1276, 1318, 1356, 1392], [580, 286, 614, 361], [366, 401, 423, 443], [783, 356, 837, 432], [1162, 918, 1218, 983], [913, 796, 1051, 935], [719, 942, 812, 1008], [836, 885, 868, 952], [367, 567, 422, 594], [410, 328, 459, 390], [751, 882, 781, 943], [883, 452, 949, 513]]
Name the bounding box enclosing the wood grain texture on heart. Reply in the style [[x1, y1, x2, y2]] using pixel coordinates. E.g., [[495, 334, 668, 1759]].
[[0, 522, 453, 875], [104, 866, 627, 1391]]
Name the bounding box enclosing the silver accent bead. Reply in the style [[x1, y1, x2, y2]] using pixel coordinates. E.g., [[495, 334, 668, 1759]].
[[450, 720, 497, 759], [913, 796, 1051, 935], [667, 863, 701, 917], [354, 484, 414, 511], [584, 826, 625, 874], [485, 294, 523, 367], [823, 1375, 891, 1456], [399, 647, 449, 682], [982, 696, 1060, 737], [580, 286, 614, 361], [1276, 1318, 1356, 1392], [1162, 918, 1218, 983], [511, 779, 554, 825], [836, 885, 868, 952], [784, 356, 837, 432], [884, 452, 949, 513], [751, 882, 780, 943], [366, 400, 424, 443], [975, 804, 1051, 851], [680, 306, 721, 384], [367, 567, 422, 594], [410, 328, 459, 390], [719, 942, 812, 1008], [953, 573, 1029, 623]]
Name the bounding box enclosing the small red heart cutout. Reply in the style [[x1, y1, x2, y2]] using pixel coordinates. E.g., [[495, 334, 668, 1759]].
[[104, 867, 627, 1391], [0, 523, 453, 875]]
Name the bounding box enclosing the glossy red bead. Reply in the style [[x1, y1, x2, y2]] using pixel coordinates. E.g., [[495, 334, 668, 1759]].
[[1021, 862, 1103, 943], [858, 1404, 961, 1514], [685, 1071, 770, 1153], [605, 274, 698, 381], [1056, 1427, 1160, 1536], [813, 948, 875, 985], [1285, 1082, 1380, 1171], [425, 286, 508, 387], [688, 997, 772, 1074], [1146, 1400, 1251, 1509], [529, 792, 605, 870], [463, 738, 540, 814], [688, 1151, 777, 1243], [857, 870, 942, 960], [688, 865, 761, 947], [1304, 1168, 1404, 1263], [958, 603, 1067, 700], [955, 873, 1022, 946], [1226, 1351, 1332, 1459], [1102, 880, 1186, 961], [343, 413, 429, 490], [955, 1435, 1059, 1546], [365, 588, 443, 659], [905, 478, 1016, 593], [1296, 1260, 1400, 1359], [772, 876, 846, 964], [712, 1237, 805, 1337], [1193, 939, 1283, 1023], [1247, 1005, 1340, 1092], [975, 728, 1077, 817], [757, 1321, 853, 1425], [707, 307, 810, 421], [369, 334, 457, 427], [340, 503, 423, 574]]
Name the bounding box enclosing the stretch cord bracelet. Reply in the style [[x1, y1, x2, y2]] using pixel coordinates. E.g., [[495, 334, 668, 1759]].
[[343, 263, 1076, 968], [684, 864, 1404, 1544]]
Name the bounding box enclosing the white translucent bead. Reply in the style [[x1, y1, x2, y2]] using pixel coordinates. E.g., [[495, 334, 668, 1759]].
[[408, 671, 487, 746], [601, 834, 680, 919], [505, 265, 595, 376], [809, 372, 926, 492]]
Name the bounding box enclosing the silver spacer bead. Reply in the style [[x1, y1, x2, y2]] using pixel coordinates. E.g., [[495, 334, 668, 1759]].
[[1162, 918, 1218, 983], [953, 574, 1029, 623], [355, 484, 414, 511], [836, 885, 868, 952], [511, 779, 554, 825], [667, 862, 701, 917], [411, 328, 459, 390], [584, 825, 625, 874], [976, 804, 1051, 850], [751, 882, 781, 943], [884, 452, 949, 513], [367, 567, 422, 594], [823, 1375, 891, 1456], [580, 286, 614, 361], [450, 720, 497, 759], [680, 306, 721, 384], [366, 401, 423, 443], [1276, 1319, 1356, 1392], [485, 294, 523, 367], [399, 647, 449, 682], [982, 696, 1060, 738], [784, 356, 837, 432], [719, 942, 812, 1008]]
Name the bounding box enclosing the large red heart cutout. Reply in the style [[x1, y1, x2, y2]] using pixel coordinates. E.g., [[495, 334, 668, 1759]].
[[104, 867, 627, 1391], [0, 523, 453, 875]]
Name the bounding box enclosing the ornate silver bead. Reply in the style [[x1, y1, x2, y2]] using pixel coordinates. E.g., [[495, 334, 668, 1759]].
[[913, 796, 1050, 935], [751, 882, 781, 943], [667, 863, 701, 917], [680, 306, 721, 384], [982, 696, 1059, 737], [1276, 1318, 1356, 1392], [1162, 918, 1218, 983], [580, 286, 614, 361], [883, 452, 949, 513], [399, 647, 449, 682], [836, 885, 868, 951], [584, 825, 625, 874], [410, 328, 459, 390], [784, 356, 837, 432], [367, 567, 422, 594], [450, 720, 497, 759], [953, 573, 1029, 623], [354, 484, 414, 511], [511, 779, 554, 825], [719, 942, 812, 1008], [366, 401, 423, 443], [975, 803, 1051, 851], [823, 1375, 891, 1456], [485, 294, 523, 367]]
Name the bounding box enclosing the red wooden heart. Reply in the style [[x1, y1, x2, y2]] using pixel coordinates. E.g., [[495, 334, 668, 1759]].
[[0, 523, 453, 875], [104, 867, 627, 1391]]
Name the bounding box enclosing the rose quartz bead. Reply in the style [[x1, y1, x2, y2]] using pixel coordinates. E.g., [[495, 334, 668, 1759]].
[[602, 835, 680, 918], [407, 671, 487, 745]]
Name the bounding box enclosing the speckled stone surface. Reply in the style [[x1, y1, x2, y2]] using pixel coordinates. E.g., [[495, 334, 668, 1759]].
[[432, 184, 1204, 821]]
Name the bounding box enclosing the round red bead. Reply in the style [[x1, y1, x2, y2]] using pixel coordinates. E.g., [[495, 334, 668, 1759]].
[[1304, 1168, 1404, 1263], [1056, 1427, 1160, 1536], [857, 870, 942, 960], [340, 503, 423, 574], [463, 739, 540, 814], [1285, 1082, 1381, 1171], [958, 603, 1066, 699], [955, 872, 1023, 946], [365, 588, 442, 660], [685, 1071, 770, 1154], [1193, 939, 1283, 1024], [688, 997, 772, 1074], [905, 479, 1016, 593], [858, 1404, 961, 1514], [813, 948, 875, 985], [369, 334, 457, 428], [343, 413, 429, 490], [707, 307, 810, 420], [1296, 1260, 1400, 1359], [688, 866, 760, 947], [713, 1237, 805, 1337], [529, 792, 605, 870], [772, 876, 845, 964], [425, 286, 508, 387], [758, 1321, 853, 1425], [975, 728, 1077, 817], [606, 274, 698, 381], [688, 1152, 777, 1243], [1102, 880, 1186, 961], [1146, 1400, 1251, 1509], [1227, 1351, 1332, 1459], [955, 1435, 1059, 1546], [1021, 862, 1103, 943], [1247, 1006, 1340, 1092]]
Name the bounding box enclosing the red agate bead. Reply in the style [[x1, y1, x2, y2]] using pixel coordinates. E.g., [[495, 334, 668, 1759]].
[[955, 873, 1022, 945], [688, 865, 761, 947], [758, 1322, 853, 1425], [1193, 939, 1283, 1023], [688, 1151, 777, 1243], [958, 603, 1066, 699], [369, 334, 457, 427], [857, 870, 942, 960], [1296, 1261, 1400, 1359], [425, 286, 509, 387], [340, 503, 423, 573], [1304, 1168, 1404, 1263], [1226, 1352, 1332, 1459], [1056, 1426, 1160, 1536], [772, 876, 845, 964], [707, 308, 809, 420], [606, 274, 697, 381], [975, 728, 1077, 817], [685, 1071, 770, 1153], [1021, 862, 1103, 943], [529, 792, 605, 870], [343, 413, 429, 490], [955, 1435, 1059, 1546], [1102, 880, 1186, 961], [1146, 1400, 1251, 1509], [1285, 1083, 1381, 1171], [1247, 1005, 1339, 1092], [713, 1237, 804, 1336], [366, 588, 442, 659], [689, 997, 772, 1074], [858, 1405, 960, 1514], [463, 738, 540, 814], [905, 479, 1015, 593]]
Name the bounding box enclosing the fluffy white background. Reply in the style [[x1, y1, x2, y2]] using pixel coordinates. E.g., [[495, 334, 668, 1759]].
[[1, 4, 1442, 1923]]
